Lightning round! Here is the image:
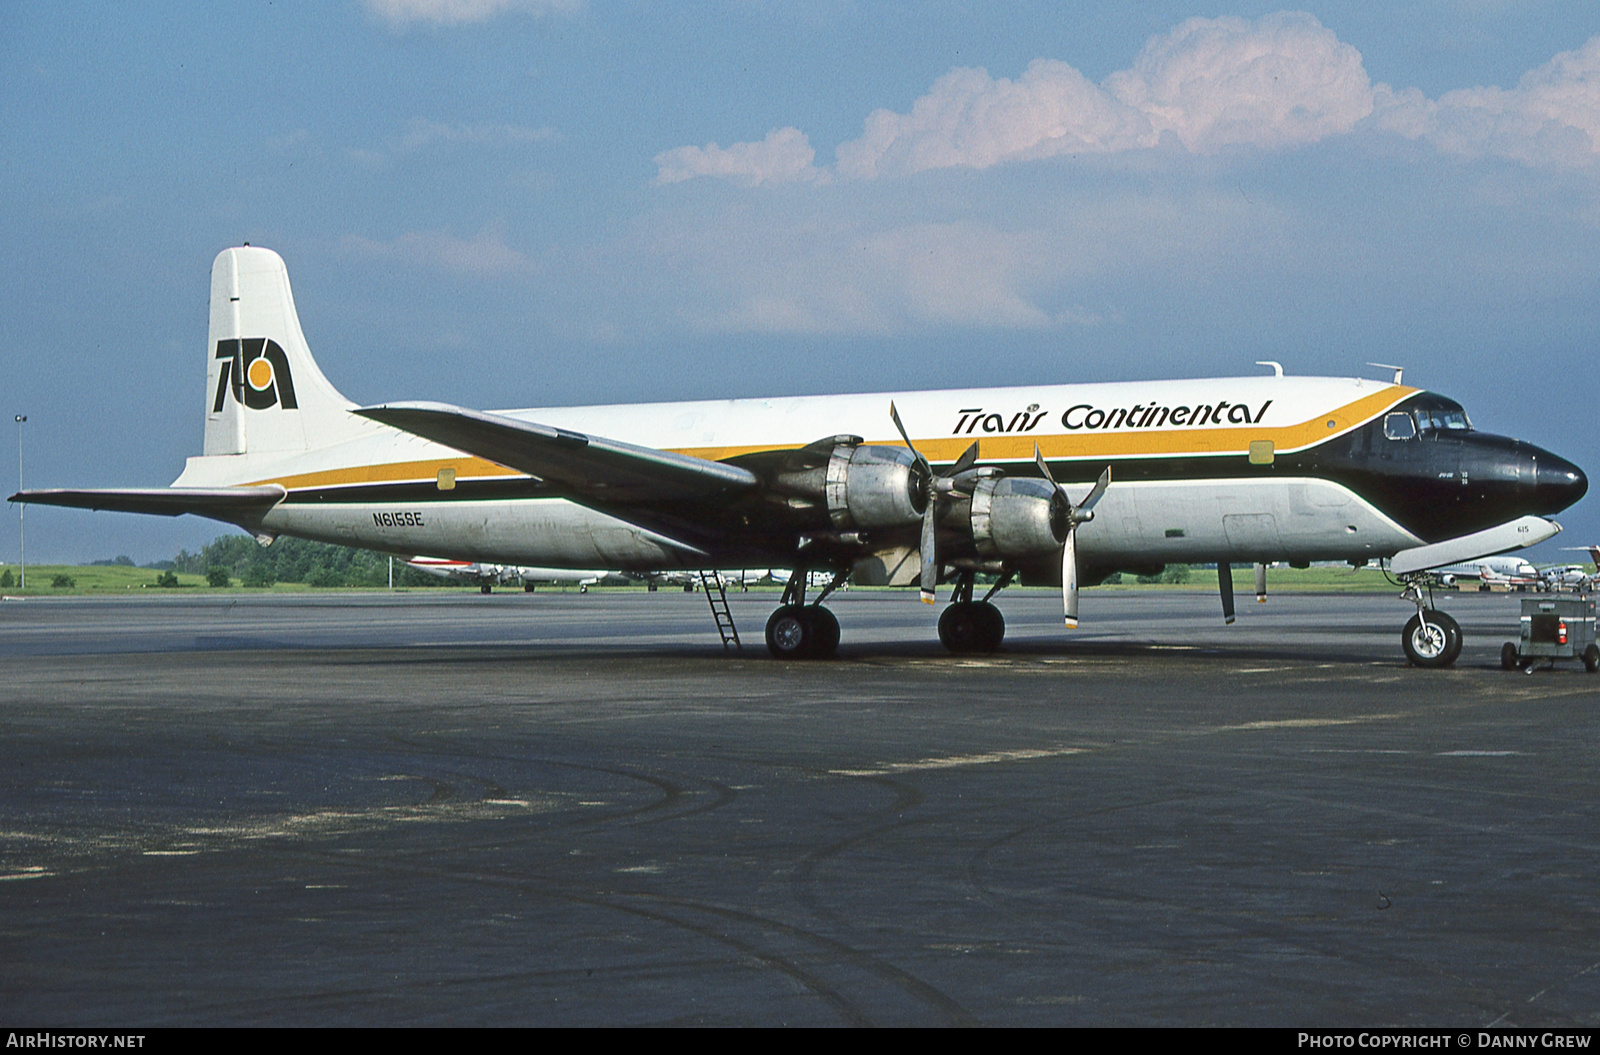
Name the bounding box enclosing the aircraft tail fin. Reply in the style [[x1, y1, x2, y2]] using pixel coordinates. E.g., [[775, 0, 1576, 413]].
[[204, 246, 370, 456], [1560, 545, 1600, 569]]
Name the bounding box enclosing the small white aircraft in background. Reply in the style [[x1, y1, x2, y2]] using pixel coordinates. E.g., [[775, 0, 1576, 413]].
[[405, 556, 629, 594], [13, 246, 1589, 666], [1539, 548, 1599, 591], [1435, 556, 1541, 590]]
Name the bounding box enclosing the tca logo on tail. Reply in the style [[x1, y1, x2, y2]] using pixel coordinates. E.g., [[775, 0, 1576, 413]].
[[213, 339, 298, 412]]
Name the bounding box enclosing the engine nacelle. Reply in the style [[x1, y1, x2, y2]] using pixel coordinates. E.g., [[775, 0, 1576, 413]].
[[769, 437, 929, 530], [968, 475, 1068, 560], [826, 442, 928, 529]]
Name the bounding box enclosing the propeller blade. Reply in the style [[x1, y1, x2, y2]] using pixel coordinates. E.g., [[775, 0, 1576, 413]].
[[1254, 562, 1267, 603], [1063, 526, 1079, 628], [1219, 562, 1236, 625], [1035, 448, 1110, 520], [891, 403, 964, 605], [1033, 444, 1058, 489], [889, 402, 926, 465], [1078, 467, 1112, 516], [949, 440, 980, 477]]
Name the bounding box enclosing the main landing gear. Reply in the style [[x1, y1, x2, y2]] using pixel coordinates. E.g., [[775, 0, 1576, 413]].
[[764, 569, 847, 659], [937, 571, 1010, 653], [1399, 579, 1462, 668]]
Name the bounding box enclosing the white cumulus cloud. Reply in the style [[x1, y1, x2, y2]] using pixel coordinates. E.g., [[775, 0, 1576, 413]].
[[1373, 35, 1600, 168], [1104, 12, 1373, 153], [365, 0, 579, 28], [834, 61, 1154, 180], [664, 12, 1379, 184], [653, 127, 827, 187], [655, 14, 1600, 184]]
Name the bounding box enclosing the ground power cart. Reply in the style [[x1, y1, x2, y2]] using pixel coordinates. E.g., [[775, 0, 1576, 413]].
[[1502, 595, 1600, 673]]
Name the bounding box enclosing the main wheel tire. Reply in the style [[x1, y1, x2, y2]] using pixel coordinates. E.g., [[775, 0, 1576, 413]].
[[524, 582, 536, 593], [973, 602, 1005, 652], [480, 583, 492, 595], [766, 605, 814, 659], [1402, 610, 1462, 668], [809, 606, 840, 659], [1501, 642, 1520, 671], [939, 602, 985, 653], [1584, 644, 1600, 674]]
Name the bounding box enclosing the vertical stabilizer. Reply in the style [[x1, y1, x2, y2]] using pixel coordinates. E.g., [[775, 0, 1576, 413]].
[[204, 246, 364, 456]]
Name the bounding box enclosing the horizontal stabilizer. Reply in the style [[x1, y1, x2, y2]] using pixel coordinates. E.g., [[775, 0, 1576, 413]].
[[9, 486, 287, 527], [1390, 515, 1561, 576], [355, 401, 759, 503]]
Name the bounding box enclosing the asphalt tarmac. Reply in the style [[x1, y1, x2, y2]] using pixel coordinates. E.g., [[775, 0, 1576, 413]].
[[1, 587, 1596, 1026]]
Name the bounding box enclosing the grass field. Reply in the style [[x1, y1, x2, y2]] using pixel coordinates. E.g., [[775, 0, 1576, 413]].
[[0, 563, 1435, 596]]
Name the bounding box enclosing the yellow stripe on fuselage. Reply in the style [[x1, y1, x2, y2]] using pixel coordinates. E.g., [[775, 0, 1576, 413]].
[[248, 385, 1415, 493], [247, 456, 524, 492]]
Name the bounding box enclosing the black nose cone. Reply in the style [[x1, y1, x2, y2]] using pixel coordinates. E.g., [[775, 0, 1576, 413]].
[[1535, 451, 1588, 514]]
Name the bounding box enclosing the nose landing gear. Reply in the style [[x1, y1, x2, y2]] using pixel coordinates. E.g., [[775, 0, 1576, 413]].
[[1402, 609, 1462, 667], [1398, 578, 1462, 667]]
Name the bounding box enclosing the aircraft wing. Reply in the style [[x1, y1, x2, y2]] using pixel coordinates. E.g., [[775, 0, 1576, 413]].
[[356, 401, 759, 503], [9, 486, 287, 525]]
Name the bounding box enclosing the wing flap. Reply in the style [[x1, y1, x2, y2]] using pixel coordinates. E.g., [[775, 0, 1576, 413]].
[[355, 401, 758, 503], [10, 486, 287, 525]]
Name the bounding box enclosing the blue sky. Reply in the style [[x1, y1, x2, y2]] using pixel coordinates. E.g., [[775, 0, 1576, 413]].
[[3, 1, 1599, 564]]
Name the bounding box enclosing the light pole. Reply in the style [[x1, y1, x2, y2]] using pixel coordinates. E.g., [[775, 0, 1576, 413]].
[[14, 415, 24, 590]]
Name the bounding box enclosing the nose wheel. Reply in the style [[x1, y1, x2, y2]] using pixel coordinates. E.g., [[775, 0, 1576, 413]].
[[1402, 609, 1462, 667]]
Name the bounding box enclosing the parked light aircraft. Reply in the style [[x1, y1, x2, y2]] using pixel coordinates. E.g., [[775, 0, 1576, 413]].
[[405, 556, 628, 594], [12, 247, 1590, 665], [1435, 556, 1540, 590]]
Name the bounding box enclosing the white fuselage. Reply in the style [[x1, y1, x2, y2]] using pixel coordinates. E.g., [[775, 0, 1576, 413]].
[[172, 374, 1422, 572]]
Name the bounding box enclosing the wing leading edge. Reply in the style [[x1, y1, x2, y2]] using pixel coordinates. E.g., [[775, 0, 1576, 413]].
[[355, 401, 760, 503]]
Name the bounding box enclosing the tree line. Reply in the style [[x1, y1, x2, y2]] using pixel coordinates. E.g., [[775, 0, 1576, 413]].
[[172, 534, 448, 588]]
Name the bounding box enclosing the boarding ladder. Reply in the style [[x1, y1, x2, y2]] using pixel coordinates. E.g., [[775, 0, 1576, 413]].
[[699, 571, 742, 651]]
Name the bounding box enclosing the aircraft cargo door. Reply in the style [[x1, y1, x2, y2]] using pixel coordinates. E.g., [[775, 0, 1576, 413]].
[[1223, 513, 1283, 561]]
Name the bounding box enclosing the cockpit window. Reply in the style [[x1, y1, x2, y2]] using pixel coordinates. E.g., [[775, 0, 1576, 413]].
[[1384, 412, 1417, 440], [1415, 409, 1472, 432]]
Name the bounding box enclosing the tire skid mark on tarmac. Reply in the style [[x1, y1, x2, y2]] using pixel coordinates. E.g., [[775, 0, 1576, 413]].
[[155, 955, 743, 1026], [957, 764, 1598, 1020], [789, 775, 927, 928], [1, 781, 964, 1025], [963, 794, 1194, 925], [274, 846, 974, 1027], [380, 731, 740, 830]]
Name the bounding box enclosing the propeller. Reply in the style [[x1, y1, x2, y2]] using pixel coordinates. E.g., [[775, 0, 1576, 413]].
[[889, 402, 979, 604], [1033, 446, 1110, 628]]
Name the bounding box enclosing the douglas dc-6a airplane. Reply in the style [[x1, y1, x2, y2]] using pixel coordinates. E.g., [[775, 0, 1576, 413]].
[[12, 247, 1589, 664]]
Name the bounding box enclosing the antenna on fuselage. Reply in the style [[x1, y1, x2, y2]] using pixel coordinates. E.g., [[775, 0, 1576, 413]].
[[1255, 361, 1284, 377], [1368, 362, 1404, 385]]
